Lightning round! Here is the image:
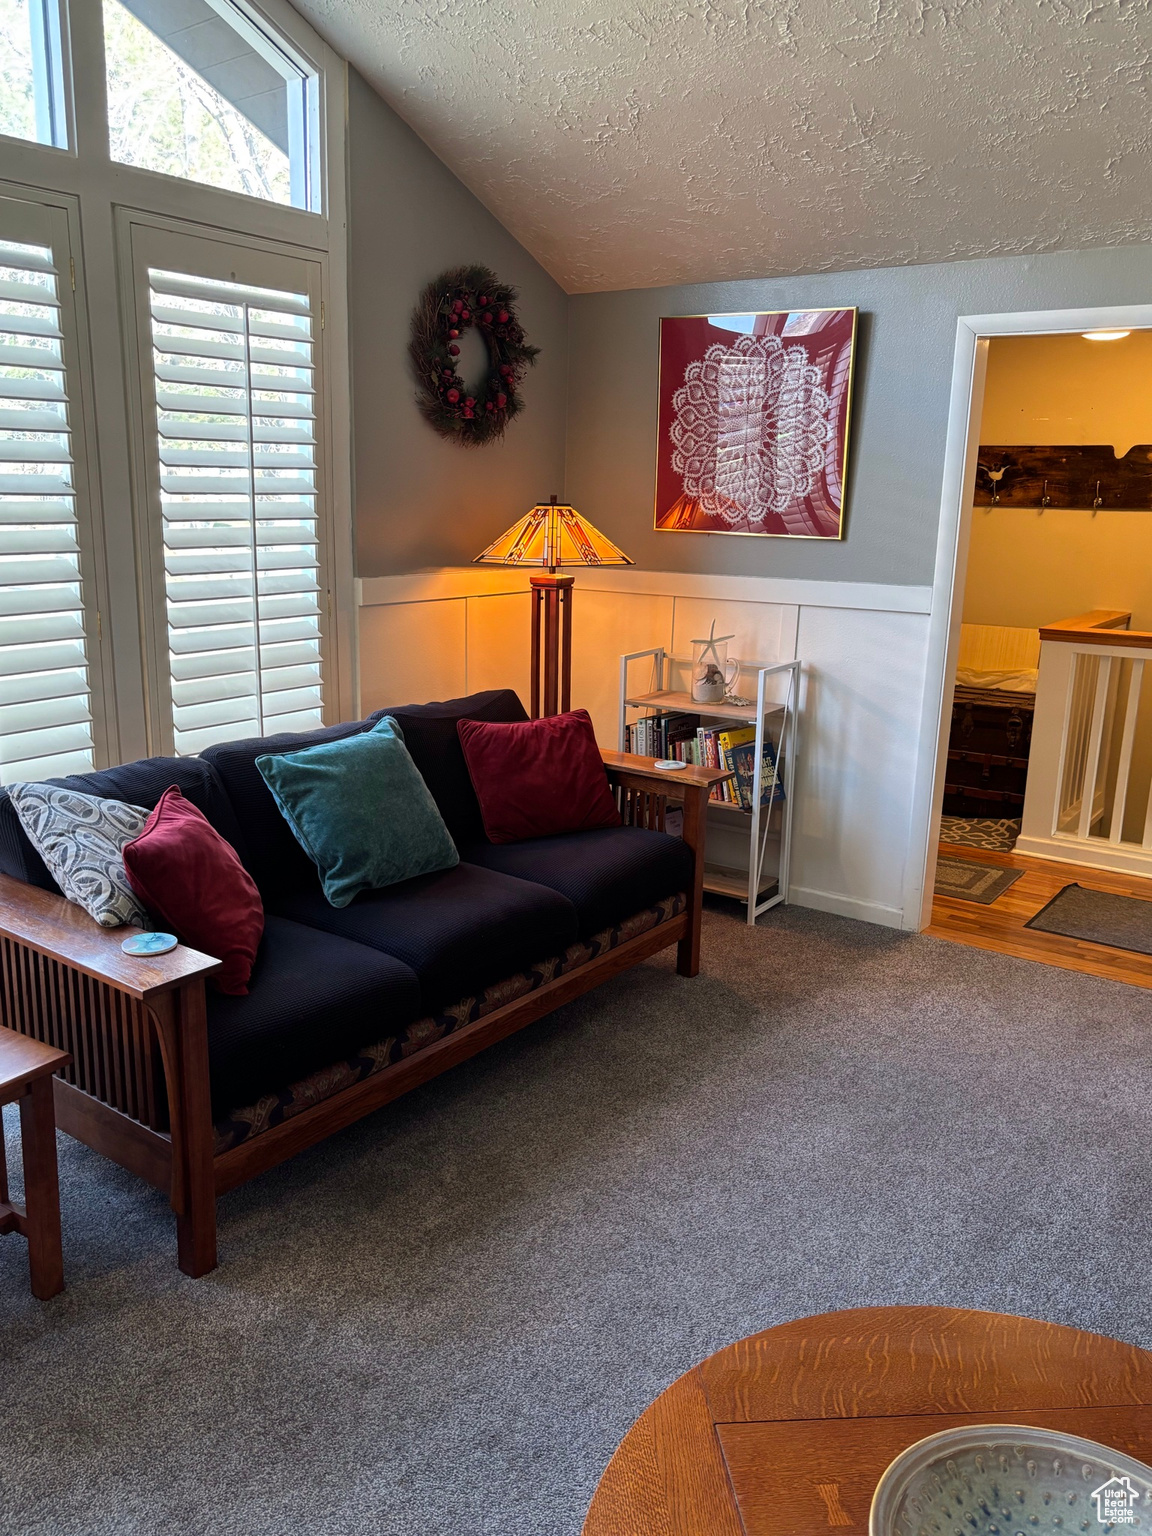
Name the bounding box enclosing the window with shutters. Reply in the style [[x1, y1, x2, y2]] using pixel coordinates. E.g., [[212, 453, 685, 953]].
[[143, 263, 324, 755], [0, 225, 98, 782]]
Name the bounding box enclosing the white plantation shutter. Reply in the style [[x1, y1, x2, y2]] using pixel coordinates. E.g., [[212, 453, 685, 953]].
[[0, 234, 95, 782], [146, 266, 324, 754]]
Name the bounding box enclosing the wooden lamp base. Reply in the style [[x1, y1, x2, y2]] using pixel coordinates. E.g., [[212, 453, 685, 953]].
[[530, 573, 574, 718]]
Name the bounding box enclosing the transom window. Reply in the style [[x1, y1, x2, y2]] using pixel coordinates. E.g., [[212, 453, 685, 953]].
[[0, 0, 68, 149], [103, 0, 320, 209]]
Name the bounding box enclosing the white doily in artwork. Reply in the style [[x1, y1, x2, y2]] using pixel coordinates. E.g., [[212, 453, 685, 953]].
[[669, 334, 833, 524]]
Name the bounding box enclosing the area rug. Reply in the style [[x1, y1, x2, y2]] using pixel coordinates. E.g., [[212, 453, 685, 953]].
[[934, 856, 1024, 904], [939, 816, 1021, 852], [1026, 883, 1152, 954]]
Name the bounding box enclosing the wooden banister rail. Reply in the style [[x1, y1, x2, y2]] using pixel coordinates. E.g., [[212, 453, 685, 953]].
[[1021, 607, 1152, 876], [1038, 610, 1147, 647]]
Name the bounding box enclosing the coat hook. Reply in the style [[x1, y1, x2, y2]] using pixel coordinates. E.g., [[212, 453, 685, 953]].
[[1092, 480, 1103, 514], [982, 464, 1007, 507], [1039, 479, 1051, 512]]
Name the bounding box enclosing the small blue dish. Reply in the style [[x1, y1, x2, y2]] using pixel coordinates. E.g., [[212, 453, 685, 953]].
[[121, 932, 178, 957]]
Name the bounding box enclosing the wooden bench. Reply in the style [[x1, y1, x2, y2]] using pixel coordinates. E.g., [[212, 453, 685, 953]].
[[0, 1025, 70, 1299]]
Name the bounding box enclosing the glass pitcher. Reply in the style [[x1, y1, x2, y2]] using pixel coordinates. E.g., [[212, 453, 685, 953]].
[[691, 635, 739, 704]]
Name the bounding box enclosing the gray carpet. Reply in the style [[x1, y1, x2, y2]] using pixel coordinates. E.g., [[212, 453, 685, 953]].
[[3, 903, 1152, 1536]]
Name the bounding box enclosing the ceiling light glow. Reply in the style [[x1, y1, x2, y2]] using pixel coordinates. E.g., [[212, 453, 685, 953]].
[[1082, 330, 1131, 341]]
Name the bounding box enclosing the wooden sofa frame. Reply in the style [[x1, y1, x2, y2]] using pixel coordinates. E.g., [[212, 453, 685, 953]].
[[0, 753, 724, 1276]]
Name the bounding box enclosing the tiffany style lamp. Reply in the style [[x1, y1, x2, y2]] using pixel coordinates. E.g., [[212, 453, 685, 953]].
[[474, 496, 632, 717]]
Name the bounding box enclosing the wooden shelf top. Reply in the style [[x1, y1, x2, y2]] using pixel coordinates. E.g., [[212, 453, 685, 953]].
[[625, 689, 784, 724], [703, 865, 778, 900]]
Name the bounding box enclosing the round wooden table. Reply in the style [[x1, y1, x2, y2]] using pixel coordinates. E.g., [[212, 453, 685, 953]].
[[582, 1305, 1152, 1536]]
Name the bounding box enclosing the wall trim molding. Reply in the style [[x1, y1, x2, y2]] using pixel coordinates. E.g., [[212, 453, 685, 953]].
[[787, 885, 905, 930], [357, 567, 933, 614]]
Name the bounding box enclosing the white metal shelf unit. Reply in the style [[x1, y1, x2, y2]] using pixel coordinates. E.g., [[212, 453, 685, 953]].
[[619, 648, 800, 923]]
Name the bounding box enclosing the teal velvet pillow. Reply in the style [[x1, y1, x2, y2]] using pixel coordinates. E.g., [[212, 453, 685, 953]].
[[256, 717, 459, 907]]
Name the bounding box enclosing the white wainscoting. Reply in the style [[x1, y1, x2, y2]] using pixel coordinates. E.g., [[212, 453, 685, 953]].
[[357, 568, 933, 930]]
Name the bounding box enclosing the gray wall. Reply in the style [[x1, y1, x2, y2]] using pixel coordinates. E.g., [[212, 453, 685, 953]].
[[565, 246, 1150, 586], [348, 69, 568, 576]]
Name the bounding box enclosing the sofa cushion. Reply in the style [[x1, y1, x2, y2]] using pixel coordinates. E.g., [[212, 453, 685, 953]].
[[201, 720, 368, 896], [256, 717, 459, 906], [272, 861, 578, 1013], [205, 914, 421, 1118], [366, 689, 528, 847], [458, 709, 621, 843], [462, 826, 694, 939], [0, 755, 247, 895], [123, 786, 264, 995], [8, 783, 150, 927]]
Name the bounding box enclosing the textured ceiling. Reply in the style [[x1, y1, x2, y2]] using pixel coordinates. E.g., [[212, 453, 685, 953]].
[[295, 0, 1152, 293]]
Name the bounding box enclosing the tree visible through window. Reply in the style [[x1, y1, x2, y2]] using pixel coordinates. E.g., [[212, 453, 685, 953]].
[[103, 0, 317, 208], [0, 0, 66, 148]]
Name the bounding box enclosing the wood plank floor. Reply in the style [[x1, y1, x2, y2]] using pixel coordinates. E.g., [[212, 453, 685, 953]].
[[927, 841, 1152, 989]]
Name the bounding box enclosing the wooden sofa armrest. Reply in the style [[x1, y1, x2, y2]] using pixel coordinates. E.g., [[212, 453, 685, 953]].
[[601, 750, 727, 979], [0, 871, 221, 1278], [0, 872, 220, 1002], [600, 748, 729, 796]]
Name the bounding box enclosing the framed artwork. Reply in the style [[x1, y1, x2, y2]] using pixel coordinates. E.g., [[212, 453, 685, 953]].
[[654, 308, 858, 540]]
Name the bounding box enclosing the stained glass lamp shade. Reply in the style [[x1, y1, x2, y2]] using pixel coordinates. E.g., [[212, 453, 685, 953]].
[[473, 496, 632, 717], [474, 497, 632, 573]]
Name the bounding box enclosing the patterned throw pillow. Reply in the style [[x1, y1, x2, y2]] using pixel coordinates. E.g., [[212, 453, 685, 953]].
[[8, 783, 150, 928]]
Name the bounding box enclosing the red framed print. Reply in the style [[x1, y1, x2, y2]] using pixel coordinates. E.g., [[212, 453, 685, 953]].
[[654, 308, 857, 540]]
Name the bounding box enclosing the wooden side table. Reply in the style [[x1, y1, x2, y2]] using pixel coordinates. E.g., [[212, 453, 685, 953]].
[[0, 1025, 70, 1300], [583, 1305, 1152, 1536]]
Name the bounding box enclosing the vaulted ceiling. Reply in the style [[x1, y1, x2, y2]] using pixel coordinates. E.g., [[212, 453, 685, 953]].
[[295, 0, 1152, 294]]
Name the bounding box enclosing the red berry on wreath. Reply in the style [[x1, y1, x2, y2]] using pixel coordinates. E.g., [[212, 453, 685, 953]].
[[478, 295, 489, 306], [464, 396, 475, 407], [460, 309, 471, 321], [446, 388, 460, 403], [448, 344, 460, 356], [463, 409, 474, 419], [498, 310, 509, 324], [448, 328, 459, 338], [496, 392, 507, 408], [452, 299, 463, 313], [482, 311, 493, 323]]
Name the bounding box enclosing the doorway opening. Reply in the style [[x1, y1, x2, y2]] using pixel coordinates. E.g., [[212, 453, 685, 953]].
[[911, 304, 1152, 986]]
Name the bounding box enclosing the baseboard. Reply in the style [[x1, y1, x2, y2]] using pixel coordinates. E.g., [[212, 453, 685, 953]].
[[1014, 833, 1152, 879], [788, 884, 906, 929]]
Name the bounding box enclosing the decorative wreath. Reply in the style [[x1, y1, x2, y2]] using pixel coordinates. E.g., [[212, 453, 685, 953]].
[[409, 264, 540, 447]]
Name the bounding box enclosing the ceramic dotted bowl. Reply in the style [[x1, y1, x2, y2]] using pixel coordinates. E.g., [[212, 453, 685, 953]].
[[870, 1424, 1152, 1535]]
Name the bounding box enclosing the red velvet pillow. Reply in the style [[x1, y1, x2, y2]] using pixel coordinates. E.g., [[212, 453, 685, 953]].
[[457, 709, 622, 844], [123, 786, 264, 995]]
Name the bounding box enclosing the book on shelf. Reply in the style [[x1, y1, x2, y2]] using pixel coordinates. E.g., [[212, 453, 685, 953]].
[[731, 735, 785, 809], [626, 714, 755, 805]]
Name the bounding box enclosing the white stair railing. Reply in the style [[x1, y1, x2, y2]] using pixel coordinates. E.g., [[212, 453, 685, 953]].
[[1018, 609, 1152, 876]]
